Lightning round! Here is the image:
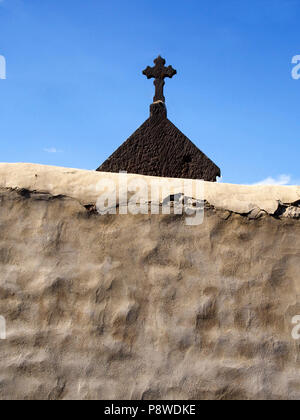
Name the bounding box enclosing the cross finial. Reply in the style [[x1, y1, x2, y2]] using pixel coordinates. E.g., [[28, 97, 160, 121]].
[[143, 56, 177, 103]]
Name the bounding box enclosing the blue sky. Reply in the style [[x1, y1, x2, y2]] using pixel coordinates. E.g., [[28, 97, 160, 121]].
[[0, 0, 299, 185]]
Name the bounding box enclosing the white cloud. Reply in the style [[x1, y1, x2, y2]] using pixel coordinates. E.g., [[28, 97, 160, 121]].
[[215, 174, 299, 186], [253, 174, 292, 186], [43, 147, 63, 154]]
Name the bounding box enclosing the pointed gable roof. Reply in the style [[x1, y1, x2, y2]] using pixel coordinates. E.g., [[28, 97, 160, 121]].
[[97, 102, 221, 181]]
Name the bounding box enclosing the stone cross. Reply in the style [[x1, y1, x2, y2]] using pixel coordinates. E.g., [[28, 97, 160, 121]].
[[143, 56, 177, 103]]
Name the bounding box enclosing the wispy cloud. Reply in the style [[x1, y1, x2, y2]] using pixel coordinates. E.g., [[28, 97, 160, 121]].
[[43, 147, 63, 154], [253, 174, 295, 186]]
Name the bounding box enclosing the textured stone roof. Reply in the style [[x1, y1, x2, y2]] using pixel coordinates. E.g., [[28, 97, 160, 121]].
[[96, 102, 221, 182]]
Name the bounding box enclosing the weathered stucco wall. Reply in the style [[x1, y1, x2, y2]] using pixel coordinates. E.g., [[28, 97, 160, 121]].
[[0, 163, 300, 400]]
